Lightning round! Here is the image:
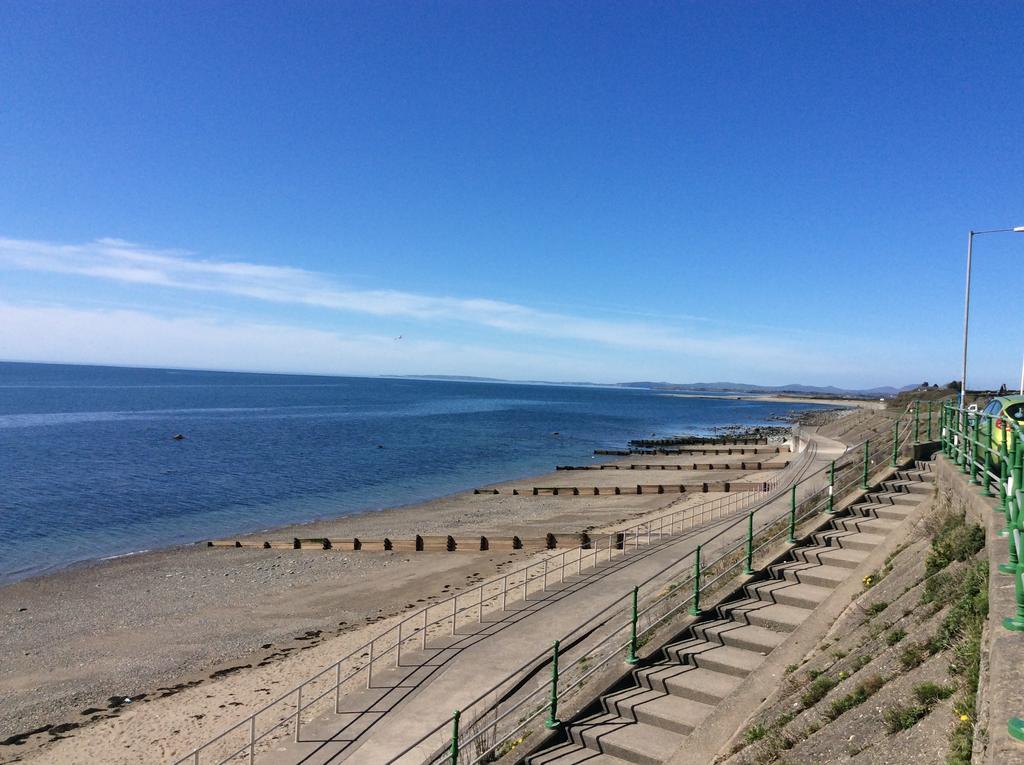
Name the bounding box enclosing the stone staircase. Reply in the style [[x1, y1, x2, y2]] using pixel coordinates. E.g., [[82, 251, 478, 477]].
[[525, 462, 934, 765]]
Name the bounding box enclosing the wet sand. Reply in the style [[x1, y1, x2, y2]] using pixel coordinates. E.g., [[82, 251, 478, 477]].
[[0, 447, 789, 763]]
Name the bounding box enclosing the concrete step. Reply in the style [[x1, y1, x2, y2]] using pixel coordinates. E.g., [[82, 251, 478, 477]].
[[882, 480, 933, 495], [848, 502, 915, 521], [770, 560, 849, 589], [690, 619, 788, 653], [895, 469, 931, 482], [665, 639, 765, 677], [863, 491, 919, 506], [791, 544, 870, 570], [570, 714, 684, 765], [527, 740, 633, 765], [811, 529, 886, 552], [715, 597, 812, 631], [830, 515, 901, 534], [742, 578, 832, 609], [603, 686, 715, 734], [634, 663, 742, 704]]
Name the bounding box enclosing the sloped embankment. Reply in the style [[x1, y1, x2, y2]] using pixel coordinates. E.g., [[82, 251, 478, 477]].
[[716, 478, 987, 765]]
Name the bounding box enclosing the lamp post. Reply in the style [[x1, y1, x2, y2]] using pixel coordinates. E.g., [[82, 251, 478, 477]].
[[960, 227, 1024, 408]]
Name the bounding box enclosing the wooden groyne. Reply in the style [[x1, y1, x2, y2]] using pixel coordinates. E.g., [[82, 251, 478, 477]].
[[593, 446, 789, 456], [207, 532, 590, 553], [473, 481, 769, 496], [627, 436, 769, 447], [555, 461, 789, 471]]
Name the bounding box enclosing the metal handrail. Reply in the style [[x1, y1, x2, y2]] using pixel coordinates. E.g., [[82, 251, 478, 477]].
[[173, 437, 813, 763], [941, 401, 1024, 746], [393, 408, 920, 765]]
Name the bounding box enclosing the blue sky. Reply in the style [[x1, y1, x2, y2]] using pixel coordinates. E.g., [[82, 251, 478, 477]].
[[1, 1, 1022, 388]]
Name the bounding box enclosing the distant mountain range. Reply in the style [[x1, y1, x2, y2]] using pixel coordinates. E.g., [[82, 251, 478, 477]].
[[388, 375, 915, 398], [616, 381, 915, 397]]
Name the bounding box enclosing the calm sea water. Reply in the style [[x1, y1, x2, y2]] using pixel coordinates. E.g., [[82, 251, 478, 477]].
[[0, 362, 826, 584]]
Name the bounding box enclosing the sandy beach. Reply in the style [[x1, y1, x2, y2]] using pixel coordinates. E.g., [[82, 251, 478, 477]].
[[0, 442, 794, 763]]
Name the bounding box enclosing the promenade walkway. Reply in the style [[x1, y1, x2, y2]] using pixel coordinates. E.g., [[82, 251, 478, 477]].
[[263, 432, 844, 764]]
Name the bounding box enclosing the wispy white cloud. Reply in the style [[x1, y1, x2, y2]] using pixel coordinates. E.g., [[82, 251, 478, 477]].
[[0, 236, 826, 371], [0, 302, 620, 380]]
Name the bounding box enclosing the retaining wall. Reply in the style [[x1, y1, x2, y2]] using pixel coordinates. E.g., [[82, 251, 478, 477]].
[[932, 455, 1024, 765]]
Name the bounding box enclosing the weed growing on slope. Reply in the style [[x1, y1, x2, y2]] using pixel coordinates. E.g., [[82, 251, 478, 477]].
[[801, 675, 838, 709], [899, 642, 930, 671], [744, 723, 768, 743], [851, 654, 872, 672], [913, 681, 955, 705], [883, 703, 929, 733], [865, 601, 888, 615], [886, 627, 907, 646], [924, 512, 984, 576], [824, 674, 885, 721]]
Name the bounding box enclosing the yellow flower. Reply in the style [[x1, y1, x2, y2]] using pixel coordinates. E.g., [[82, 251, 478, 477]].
[[960, 714, 970, 722]]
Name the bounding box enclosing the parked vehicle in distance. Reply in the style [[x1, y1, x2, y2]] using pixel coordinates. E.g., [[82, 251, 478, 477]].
[[980, 395, 1024, 449]]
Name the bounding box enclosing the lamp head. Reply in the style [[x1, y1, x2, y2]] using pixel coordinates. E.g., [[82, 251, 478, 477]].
[[1014, 226, 1024, 233]]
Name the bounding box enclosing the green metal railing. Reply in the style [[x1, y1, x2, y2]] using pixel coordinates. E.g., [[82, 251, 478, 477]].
[[174, 434, 811, 765], [396, 410, 920, 764], [941, 401, 1024, 744]]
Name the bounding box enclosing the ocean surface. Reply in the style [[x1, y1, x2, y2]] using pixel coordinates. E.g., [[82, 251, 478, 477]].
[[0, 362, 828, 584]]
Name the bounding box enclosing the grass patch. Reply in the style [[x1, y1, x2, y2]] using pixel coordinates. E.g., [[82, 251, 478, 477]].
[[913, 681, 955, 705], [824, 675, 885, 721], [884, 703, 928, 733], [924, 512, 985, 577], [931, 560, 988, 656], [865, 601, 888, 615], [851, 654, 872, 672], [882, 680, 957, 735], [886, 627, 907, 646], [948, 716, 973, 765], [899, 642, 929, 671], [744, 723, 768, 743], [801, 675, 839, 709], [921, 570, 958, 605]]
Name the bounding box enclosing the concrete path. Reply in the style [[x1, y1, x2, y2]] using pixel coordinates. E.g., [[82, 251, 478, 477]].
[[262, 434, 843, 765]]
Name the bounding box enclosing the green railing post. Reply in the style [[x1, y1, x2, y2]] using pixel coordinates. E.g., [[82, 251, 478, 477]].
[[981, 417, 993, 497], [959, 410, 968, 471], [826, 460, 836, 514], [927, 400, 933, 441], [1003, 443, 1024, 574], [969, 416, 980, 485], [545, 640, 561, 729], [913, 401, 920, 444], [688, 545, 702, 616], [1014, 441, 1023, 513], [999, 497, 1018, 570], [787, 486, 797, 543], [1002, 540, 1024, 631], [891, 420, 899, 467], [626, 586, 640, 665], [743, 512, 755, 574], [861, 440, 870, 489], [999, 437, 1009, 512], [946, 404, 954, 457], [449, 709, 460, 765]]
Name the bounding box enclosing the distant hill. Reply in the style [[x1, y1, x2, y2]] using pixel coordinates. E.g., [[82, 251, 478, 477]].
[[388, 375, 915, 398], [616, 381, 915, 397]]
